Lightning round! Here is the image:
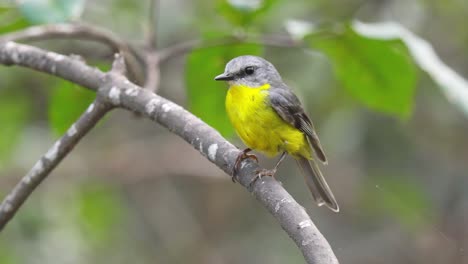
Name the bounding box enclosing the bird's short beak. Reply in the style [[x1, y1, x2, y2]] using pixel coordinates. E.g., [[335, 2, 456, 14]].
[[214, 72, 234, 81]]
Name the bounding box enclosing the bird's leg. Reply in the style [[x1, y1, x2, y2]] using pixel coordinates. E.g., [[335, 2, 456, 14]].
[[250, 151, 287, 186], [232, 148, 258, 183]]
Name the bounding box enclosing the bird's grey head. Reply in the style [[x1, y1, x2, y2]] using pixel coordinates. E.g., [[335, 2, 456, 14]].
[[214, 55, 282, 87]]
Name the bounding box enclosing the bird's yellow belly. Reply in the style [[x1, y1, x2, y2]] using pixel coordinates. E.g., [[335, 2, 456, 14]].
[[226, 84, 310, 158]]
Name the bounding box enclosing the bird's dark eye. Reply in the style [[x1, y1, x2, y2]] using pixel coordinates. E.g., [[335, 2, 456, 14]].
[[244, 66, 255, 75]]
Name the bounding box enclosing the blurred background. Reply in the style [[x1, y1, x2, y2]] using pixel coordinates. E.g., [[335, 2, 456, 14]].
[[1, 0, 468, 263]]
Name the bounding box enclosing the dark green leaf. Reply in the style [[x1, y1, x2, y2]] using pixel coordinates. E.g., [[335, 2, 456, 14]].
[[218, 0, 276, 27], [353, 21, 468, 117], [186, 43, 263, 137], [48, 81, 95, 135], [307, 25, 417, 118], [17, 0, 85, 24], [0, 92, 30, 167]]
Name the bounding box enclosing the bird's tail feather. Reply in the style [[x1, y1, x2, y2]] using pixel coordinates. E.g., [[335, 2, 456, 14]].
[[296, 157, 339, 212]]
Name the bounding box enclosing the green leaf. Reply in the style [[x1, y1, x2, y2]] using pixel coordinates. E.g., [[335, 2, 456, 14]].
[[307, 25, 417, 118], [48, 81, 95, 135], [0, 6, 31, 34], [76, 183, 124, 245], [218, 0, 276, 27], [186, 43, 263, 137], [0, 92, 30, 167], [17, 0, 85, 24], [352, 21, 468, 118], [361, 176, 432, 228]]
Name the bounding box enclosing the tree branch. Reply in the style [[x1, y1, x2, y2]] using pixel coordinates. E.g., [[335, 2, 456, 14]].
[[0, 98, 112, 230], [0, 42, 105, 89], [0, 23, 144, 84], [158, 34, 299, 63], [0, 42, 339, 264], [145, 0, 158, 49], [142, 0, 160, 93], [143, 51, 160, 92]]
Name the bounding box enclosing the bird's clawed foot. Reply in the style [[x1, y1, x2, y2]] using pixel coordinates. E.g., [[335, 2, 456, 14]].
[[249, 168, 277, 187], [232, 148, 258, 183]]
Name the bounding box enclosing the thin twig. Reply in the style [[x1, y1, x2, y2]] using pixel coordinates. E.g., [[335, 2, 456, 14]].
[[142, 0, 160, 93], [143, 51, 160, 92], [0, 23, 122, 49], [0, 99, 112, 230], [157, 39, 200, 62], [0, 42, 339, 264], [145, 0, 158, 49], [157, 34, 299, 63], [0, 23, 145, 84]]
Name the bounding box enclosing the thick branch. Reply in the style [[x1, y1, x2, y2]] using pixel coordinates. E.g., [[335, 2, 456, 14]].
[[0, 99, 111, 230], [0, 42, 338, 264], [0, 42, 105, 89], [106, 76, 339, 264]]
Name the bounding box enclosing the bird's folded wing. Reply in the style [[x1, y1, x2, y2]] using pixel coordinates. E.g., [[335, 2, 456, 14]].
[[268, 87, 327, 163]]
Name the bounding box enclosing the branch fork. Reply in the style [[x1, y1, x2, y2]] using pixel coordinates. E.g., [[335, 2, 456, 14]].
[[0, 40, 339, 264]]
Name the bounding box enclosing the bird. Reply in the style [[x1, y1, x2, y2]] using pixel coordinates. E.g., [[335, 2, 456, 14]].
[[214, 55, 339, 212]]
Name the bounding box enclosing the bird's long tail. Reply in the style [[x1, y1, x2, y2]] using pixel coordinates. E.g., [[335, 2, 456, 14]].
[[296, 157, 339, 212]]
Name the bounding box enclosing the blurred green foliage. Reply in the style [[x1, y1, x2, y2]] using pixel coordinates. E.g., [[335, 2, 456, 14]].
[[48, 81, 95, 135], [13, 200, 50, 243], [17, 0, 85, 24], [1, 0, 467, 263], [308, 25, 417, 118], [0, 91, 30, 168], [217, 0, 277, 27], [76, 183, 124, 246], [362, 176, 432, 229], [0, 242, 17, 264], [0, 7, 30, 34], [186, 44, 263, 137]]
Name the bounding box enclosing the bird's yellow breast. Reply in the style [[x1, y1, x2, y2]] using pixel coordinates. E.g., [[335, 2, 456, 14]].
[[225, 84, 310, 158]]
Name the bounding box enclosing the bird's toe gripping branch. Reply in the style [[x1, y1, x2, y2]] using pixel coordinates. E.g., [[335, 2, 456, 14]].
[[232, 148, 258, 182]]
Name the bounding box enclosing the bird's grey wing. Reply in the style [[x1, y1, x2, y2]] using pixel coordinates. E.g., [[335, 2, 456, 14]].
[[268, 87, 327, 163]]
